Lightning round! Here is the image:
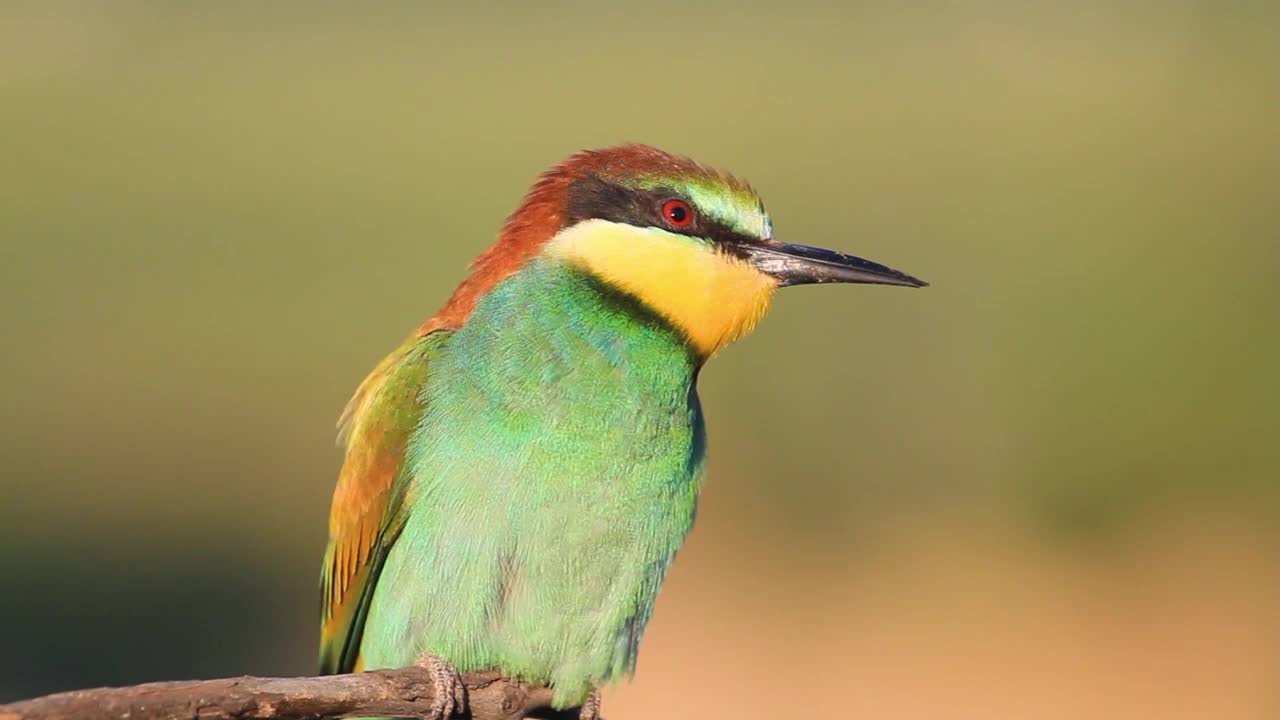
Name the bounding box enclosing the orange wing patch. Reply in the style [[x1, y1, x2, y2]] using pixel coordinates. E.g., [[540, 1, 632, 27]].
[[319, 332, 443, 674]]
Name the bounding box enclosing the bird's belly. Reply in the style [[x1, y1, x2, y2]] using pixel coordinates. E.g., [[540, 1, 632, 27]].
[[360, 431, 703, 707]]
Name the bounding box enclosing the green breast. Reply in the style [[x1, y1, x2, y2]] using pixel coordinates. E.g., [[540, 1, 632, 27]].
[[360, 257, 707, 707]]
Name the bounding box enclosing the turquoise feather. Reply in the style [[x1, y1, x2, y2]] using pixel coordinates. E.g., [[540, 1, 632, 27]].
[[358, 257, 705, 707]]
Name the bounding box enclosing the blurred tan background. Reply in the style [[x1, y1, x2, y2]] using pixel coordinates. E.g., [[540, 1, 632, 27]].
[[2, 2, 1278, 718]]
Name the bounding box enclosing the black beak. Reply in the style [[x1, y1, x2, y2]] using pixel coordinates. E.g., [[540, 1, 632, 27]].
[[732, 240, 928, 288]]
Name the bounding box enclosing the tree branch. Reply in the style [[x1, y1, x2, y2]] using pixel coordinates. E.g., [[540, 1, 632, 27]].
[[0, 667, 572, 720]]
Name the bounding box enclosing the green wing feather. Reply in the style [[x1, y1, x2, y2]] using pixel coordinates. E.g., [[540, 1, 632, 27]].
[[318, 330, 448, 674]]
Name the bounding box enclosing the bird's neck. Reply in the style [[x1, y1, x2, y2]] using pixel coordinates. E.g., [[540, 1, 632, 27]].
[[438, 257, 700, 415]]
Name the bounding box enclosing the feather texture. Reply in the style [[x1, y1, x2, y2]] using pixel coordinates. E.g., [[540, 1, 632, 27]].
[[319, 145, 773, 704], [319, 332, 447, 673]]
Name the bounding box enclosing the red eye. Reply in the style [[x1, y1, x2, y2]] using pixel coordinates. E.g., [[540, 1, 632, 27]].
[[662, 199, 693, 228]]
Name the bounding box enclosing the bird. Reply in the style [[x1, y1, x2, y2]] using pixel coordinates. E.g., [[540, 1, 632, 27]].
[[318, 144, 926, 719]]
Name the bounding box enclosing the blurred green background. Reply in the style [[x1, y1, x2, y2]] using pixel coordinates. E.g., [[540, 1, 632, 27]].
[[2, 2, 1278, 718]]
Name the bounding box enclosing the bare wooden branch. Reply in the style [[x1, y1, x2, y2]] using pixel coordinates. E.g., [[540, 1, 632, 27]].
[[0, 667, 569, 720]]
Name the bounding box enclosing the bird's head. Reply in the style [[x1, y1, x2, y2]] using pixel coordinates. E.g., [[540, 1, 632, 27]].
[[430, 144, 926, 359]]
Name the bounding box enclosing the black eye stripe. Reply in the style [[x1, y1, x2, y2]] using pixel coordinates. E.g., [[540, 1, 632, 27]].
[[565, 176, 756, 247]]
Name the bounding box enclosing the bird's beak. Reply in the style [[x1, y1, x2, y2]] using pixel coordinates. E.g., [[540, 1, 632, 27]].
[[732, 240, 928, 288]]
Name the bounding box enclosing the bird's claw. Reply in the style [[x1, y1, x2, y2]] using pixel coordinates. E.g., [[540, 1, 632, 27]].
[[416, 653, 467, 719], [578, 688, 602, 720]]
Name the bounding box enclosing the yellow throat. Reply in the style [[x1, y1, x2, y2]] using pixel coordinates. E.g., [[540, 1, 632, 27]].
[[544, 219, 778, 357]]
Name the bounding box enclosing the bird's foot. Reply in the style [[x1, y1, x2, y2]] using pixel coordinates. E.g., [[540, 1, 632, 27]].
[[578, 688, 602, 720], [415, 653, 467, 719]]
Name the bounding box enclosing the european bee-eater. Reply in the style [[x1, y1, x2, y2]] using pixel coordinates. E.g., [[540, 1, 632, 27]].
[[319, 145, 926, 719]]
